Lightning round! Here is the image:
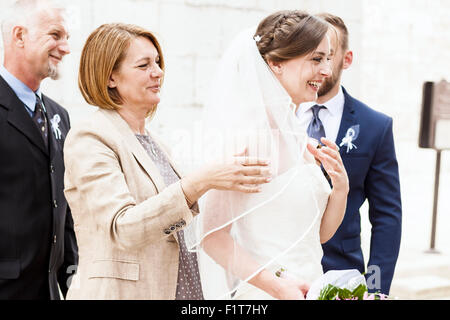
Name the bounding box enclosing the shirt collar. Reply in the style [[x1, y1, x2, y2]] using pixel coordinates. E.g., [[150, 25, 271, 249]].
[[319, 86, 345, 116], [297, 86, 345, 117], [0, 65, 41, 112]]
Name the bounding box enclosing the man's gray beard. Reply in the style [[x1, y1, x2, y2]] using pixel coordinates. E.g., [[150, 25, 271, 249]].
[[48, 64, 60, 80]]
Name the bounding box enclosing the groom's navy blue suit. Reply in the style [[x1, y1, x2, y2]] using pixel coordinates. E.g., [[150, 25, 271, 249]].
[[321, 87, 402, 295]]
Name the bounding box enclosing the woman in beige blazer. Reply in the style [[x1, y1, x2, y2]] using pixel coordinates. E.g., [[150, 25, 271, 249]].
[[64, 23, 271, 300]]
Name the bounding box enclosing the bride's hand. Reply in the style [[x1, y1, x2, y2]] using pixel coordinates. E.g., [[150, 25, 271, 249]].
[[306, 137, 349, 194], [273, 277, 310, 300]]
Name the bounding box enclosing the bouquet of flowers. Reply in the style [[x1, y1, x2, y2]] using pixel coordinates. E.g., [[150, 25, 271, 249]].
[[306, 269, 387, 300], [276, 268, 387, 300]]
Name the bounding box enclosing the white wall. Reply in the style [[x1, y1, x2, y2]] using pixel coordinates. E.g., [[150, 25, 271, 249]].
[[1, 0, 449, 261]]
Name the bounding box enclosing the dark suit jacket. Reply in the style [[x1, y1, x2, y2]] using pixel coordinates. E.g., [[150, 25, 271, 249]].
[[321, 87, 402, 295], [0, 75, 78, 299]]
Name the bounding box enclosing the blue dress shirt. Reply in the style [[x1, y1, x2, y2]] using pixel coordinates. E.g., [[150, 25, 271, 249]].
[[0, 65, 45, 116]]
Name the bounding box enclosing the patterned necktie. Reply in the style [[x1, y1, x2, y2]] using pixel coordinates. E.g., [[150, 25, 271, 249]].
[[307, 105, 331, 182], [33, 93, 48, 149], [307, 105, 327, 145]]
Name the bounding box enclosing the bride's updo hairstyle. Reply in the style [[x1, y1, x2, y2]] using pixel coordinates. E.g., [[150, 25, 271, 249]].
[[255, 10, 329, 63]]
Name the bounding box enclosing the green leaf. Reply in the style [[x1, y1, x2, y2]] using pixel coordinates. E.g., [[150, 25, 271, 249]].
[[351, 284, 368, 300], [317, 284, 331, 300], [318, 284, 339, 300], [318, 283, 369, 300], [338, 288, 353, 300]]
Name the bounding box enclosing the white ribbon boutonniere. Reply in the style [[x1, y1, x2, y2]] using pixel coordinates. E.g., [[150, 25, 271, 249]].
[[339, 125, 360, 153], [50, 114, 62, 140]]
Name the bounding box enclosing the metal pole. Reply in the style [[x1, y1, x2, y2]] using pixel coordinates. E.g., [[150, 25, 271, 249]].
[[428, 149, 441, 253]]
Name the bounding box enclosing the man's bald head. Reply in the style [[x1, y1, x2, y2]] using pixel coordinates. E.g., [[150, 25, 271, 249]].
[[1, 0, 66, 45]]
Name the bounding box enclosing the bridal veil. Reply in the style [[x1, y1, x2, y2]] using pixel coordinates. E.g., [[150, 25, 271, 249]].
[[184, 27, 325, 299]]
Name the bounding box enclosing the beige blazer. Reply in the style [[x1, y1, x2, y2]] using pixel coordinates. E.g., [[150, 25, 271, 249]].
[[64, 109, 199, 300]]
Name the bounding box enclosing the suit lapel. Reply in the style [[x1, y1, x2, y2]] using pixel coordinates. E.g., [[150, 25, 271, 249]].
[[336, 87, 357, 157], [0, 76, 49, 156], [100, 109, 166, 193]]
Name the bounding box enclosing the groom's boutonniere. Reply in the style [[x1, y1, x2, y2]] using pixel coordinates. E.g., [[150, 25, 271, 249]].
[[339, 125, 360, 153], [50, 114, 62, 140]]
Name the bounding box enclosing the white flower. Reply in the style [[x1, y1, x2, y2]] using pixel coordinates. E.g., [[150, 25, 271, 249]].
[[50, 114, 62, 140], [339, 125, 360, 153]]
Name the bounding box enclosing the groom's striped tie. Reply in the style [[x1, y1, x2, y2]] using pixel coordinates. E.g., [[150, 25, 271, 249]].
[[307, 105, 330, 183], [307, 105, 326, 145]]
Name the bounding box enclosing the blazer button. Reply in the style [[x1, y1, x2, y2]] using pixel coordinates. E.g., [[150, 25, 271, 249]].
[[53, 200, 58, 208], [50, 164, 55, 173], [164, 229, 171, 235]]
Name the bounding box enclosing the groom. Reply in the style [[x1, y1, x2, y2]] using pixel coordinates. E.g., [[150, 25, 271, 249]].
[[297, 13, 402, 294]]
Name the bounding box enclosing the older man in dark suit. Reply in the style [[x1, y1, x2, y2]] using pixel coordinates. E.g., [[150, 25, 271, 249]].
[[0, 0, 77, 299]]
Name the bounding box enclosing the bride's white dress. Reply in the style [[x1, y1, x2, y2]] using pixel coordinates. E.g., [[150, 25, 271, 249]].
[[232, 161, 331, 300], [186, 27, 333, 300]]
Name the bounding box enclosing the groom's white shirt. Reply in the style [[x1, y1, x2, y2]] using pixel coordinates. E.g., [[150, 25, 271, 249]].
[[296, 86, 345, 144]]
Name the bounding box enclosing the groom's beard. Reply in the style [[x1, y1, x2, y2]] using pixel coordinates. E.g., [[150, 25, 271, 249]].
[[318, 60, 343, 97]]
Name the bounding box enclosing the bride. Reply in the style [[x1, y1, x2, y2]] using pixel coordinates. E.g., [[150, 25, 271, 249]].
[[184, 10, 349, 300]]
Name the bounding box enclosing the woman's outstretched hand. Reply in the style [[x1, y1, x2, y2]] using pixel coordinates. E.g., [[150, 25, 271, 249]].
[[181, 148, 273, 204]]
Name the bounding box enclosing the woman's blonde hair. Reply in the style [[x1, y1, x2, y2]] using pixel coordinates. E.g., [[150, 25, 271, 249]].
[[78, 23, 165, 116]]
